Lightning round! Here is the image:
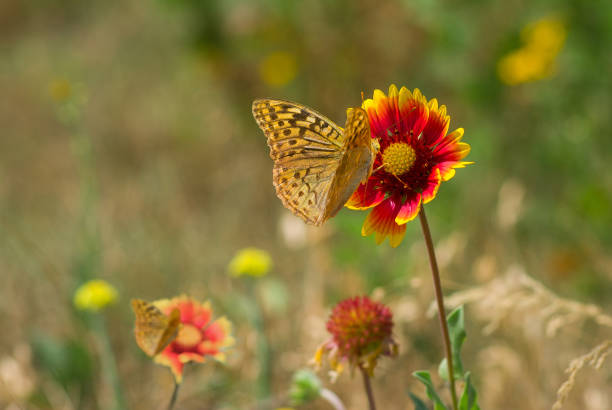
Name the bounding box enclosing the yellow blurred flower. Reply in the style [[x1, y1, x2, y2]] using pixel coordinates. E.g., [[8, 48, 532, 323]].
[[498, 48, 553, 85], [73, 279, 118, 312], [522, 16, 566, 55], [228, 247, 272, 277], [48, 78, 72, 102], [498, 16, 566, 86], [259, 51, 298, 87]]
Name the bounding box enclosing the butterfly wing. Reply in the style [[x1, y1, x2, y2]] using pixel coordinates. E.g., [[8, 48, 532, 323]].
[[323, 107, 376, 219], [131, 299, 181, 357], [252, 99, 346, 226]]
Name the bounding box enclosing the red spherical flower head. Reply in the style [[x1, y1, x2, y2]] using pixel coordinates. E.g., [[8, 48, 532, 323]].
[[153, 295, 234, 383], [313, 296, 397, 378], [347, 85, 472, 247]]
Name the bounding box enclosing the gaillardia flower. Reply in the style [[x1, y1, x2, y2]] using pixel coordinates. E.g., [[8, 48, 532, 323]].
[[346, 85, 472, 247], [153, 295, 234, 383], [313, 296, 397, 379]]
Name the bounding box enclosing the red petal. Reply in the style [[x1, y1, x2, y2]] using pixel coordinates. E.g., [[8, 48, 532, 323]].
[[192, 303, 212, 329], [433, 128, 467, 157], [373, 89, 394, 132], [361, 196, 407, 247], [178, 352, 206, 363], [398, 88, 429, 142], [395, 192, 422, 224], [155, 349, 185, 383], [422, 168, 442, 204], [422, 99, 450, 147], [435, 160, 472, 181], [435, 141, 471, 162], [178, 299, 195, 323], [345, 182, 385, 210], [202, 320, 227, 343]]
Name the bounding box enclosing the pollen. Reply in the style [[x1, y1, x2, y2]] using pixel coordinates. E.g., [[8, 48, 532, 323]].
[[382, 142, 416, 175]]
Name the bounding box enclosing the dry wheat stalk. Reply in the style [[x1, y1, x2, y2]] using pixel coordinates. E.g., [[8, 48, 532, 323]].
[[552, 340, 612, 409]]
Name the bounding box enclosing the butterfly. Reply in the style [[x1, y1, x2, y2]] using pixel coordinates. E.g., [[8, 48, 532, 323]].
[[131, 299, 181, 357], [252, 99, 378, 226]]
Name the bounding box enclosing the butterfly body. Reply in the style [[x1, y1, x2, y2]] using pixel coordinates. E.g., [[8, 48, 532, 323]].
[[252, 99, 376, 226]]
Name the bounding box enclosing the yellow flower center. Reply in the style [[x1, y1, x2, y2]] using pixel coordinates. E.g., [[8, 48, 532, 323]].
[[382, 142, 416, 175], [176, 324, 201, 348]]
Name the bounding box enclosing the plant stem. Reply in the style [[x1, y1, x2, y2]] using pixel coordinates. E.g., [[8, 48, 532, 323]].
[[247, 279, 271, 399], [359, 366, 376, 410], [320, 388, 347, 410], [167, 382, 180, 410], [92, 315, 126, 410], [418, 206, 458, 410]]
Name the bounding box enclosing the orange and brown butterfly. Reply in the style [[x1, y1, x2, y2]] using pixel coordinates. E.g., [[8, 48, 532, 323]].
[[131, 299, 181, 357], [252, 99, 378, 226]]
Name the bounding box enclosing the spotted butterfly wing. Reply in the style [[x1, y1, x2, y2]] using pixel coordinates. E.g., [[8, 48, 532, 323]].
[[252, 99, 376, 226], [323, 107, 376, 218], [131, 299, 181, 357]]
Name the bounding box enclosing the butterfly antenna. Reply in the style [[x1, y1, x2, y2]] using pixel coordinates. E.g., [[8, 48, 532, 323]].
[[372, 163, 385, 173], [391, 173, 409, 188], [361, 91, 365, 104]]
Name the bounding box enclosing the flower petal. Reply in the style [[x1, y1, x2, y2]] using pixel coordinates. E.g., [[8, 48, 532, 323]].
[[435, 159, 473, 181], [432, 128, 472, 180], [398, 87, 429, 141], [433, 128, 467, 157], [395, 192, 422, 224], [178, 352, 206, 364], [154, 350, 185, 383], [345, 183, 385, 210], [362, 92, 387, 138], [373, 89, 394, 132], [387, 84, 401, 135], [422, 168, 442, 204], [361, 196, 407, 247], [422, 99, 450, 147]]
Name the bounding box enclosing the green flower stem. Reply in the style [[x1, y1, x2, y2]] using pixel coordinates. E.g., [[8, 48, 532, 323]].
[[418, 206, 458, 410], [359, 365, 376, 410], [92, 315, 126, 410], [247, 280, 271, 400], [167, 382, 180, 410]]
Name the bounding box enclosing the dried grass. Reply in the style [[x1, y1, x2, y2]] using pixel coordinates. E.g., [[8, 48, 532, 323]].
[[436, 264, 612, 337], [435, 265, 612, 409], [552, 340, 612, 410]]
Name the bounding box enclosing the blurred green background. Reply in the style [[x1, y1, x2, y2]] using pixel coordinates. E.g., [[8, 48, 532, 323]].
[[1, 0, 611, 408]]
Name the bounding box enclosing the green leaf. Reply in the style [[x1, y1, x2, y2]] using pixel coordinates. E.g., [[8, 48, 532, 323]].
[[459, 372, 480, 410], [438, 305, 466, 381], [409, 392, 430, 410], [413, 371, 448, 410], [31, 333, 93, 390]]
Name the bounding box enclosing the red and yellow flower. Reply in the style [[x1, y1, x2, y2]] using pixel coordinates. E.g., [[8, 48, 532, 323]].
[[347, 85, 472, 247], [313, 296, 397, 379], [153, 295, 234, 383]]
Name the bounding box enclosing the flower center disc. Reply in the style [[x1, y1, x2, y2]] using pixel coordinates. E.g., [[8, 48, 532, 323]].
[[176, 324, 201, 347], [382, 142, 416, 175]]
